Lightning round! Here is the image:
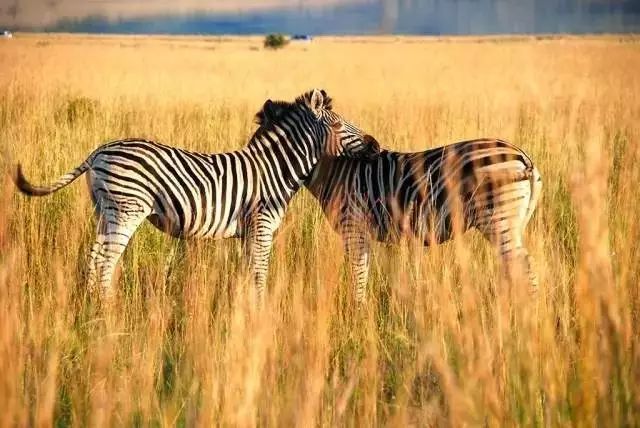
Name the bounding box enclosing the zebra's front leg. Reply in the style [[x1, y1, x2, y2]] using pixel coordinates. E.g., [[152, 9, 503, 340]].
[[342, 224, 371, 305], [242, 219, 276, 305]]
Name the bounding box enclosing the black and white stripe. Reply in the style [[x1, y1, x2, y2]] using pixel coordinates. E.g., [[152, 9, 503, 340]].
[[305, 138, 542, 302], [14, 89, 379, 302]]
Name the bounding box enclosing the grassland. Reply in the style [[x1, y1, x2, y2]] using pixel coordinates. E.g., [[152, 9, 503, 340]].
[[0, 33, 639, 426]]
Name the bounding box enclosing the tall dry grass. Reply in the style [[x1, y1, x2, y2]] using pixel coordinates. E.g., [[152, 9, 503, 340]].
[[0, 34, 639, 426]]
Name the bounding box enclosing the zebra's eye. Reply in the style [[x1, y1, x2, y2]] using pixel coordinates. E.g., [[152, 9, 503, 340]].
[[329, 121, 342, 131]]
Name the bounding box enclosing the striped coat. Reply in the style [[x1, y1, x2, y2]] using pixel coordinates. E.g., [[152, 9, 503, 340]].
[[306, 138, 542, 302]]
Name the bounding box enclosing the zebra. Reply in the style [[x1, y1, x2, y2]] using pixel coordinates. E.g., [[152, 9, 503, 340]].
[[302, 138, 542, 303], [13, 89, 380, 302]]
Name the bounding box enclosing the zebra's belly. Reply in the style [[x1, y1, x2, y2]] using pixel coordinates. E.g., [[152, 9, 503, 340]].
[[201, 219, 240, 239], [146, 212, 241, 240], [370, 221, 455, 246], [366, 204, 462, 247]]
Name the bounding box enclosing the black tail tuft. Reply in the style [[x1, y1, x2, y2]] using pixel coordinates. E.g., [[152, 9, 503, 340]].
[[13, 164, 47, 196]]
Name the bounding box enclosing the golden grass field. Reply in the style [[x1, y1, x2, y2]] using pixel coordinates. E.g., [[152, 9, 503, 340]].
[[0, 33, 639, 426]]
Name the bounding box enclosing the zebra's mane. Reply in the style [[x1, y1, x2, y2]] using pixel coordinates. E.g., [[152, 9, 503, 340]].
[[254, 90, 334, 127], [254, 100, 295, 126]]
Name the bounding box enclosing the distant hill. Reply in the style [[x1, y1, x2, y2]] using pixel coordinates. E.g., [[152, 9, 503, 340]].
[[6, 0, 640, 35]]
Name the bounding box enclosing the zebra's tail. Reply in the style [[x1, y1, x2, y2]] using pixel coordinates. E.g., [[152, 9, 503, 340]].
[[13, 161, 91, 197], [523, 165, 542, 227]]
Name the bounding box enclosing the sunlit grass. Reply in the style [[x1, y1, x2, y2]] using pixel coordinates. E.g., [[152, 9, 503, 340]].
[[0, 34, 639, 426]]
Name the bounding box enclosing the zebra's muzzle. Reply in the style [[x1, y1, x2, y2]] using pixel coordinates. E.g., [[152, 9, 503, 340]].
[[363, 134, 381, 159]]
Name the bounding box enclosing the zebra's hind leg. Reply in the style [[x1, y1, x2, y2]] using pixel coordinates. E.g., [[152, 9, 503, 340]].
[[86, 222, 105, 292], [88, 202, 149, 302], [474, 177, 539, 293], [481, 222, 538, 292], [500, 240, 538, 292]]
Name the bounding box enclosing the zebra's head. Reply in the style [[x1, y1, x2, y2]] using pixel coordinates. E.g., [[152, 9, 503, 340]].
[[255, 89, 380, 159]]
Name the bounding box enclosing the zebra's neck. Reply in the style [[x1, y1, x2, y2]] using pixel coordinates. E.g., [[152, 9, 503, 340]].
[[305, 156, 332, 199], [305, 156, 353, 207], [245, 125, 325, 201]]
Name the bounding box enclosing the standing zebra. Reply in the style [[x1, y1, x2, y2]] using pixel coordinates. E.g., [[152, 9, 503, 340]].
[[304, 138, 542, 303], [13, 89, 380, 302]]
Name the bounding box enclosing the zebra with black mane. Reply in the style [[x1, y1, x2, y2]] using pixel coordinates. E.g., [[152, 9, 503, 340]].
[[300, 137, 542, 303], [13, 89, 380, 302]]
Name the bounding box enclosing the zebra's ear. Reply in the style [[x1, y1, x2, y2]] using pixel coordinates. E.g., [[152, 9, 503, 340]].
[[255, 99, 276, 126], [263, 99, 276, 119], [308, 89, 325, 117]]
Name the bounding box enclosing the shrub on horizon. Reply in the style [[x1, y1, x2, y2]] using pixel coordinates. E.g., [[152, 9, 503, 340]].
[[264, 33, 288, 50]]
